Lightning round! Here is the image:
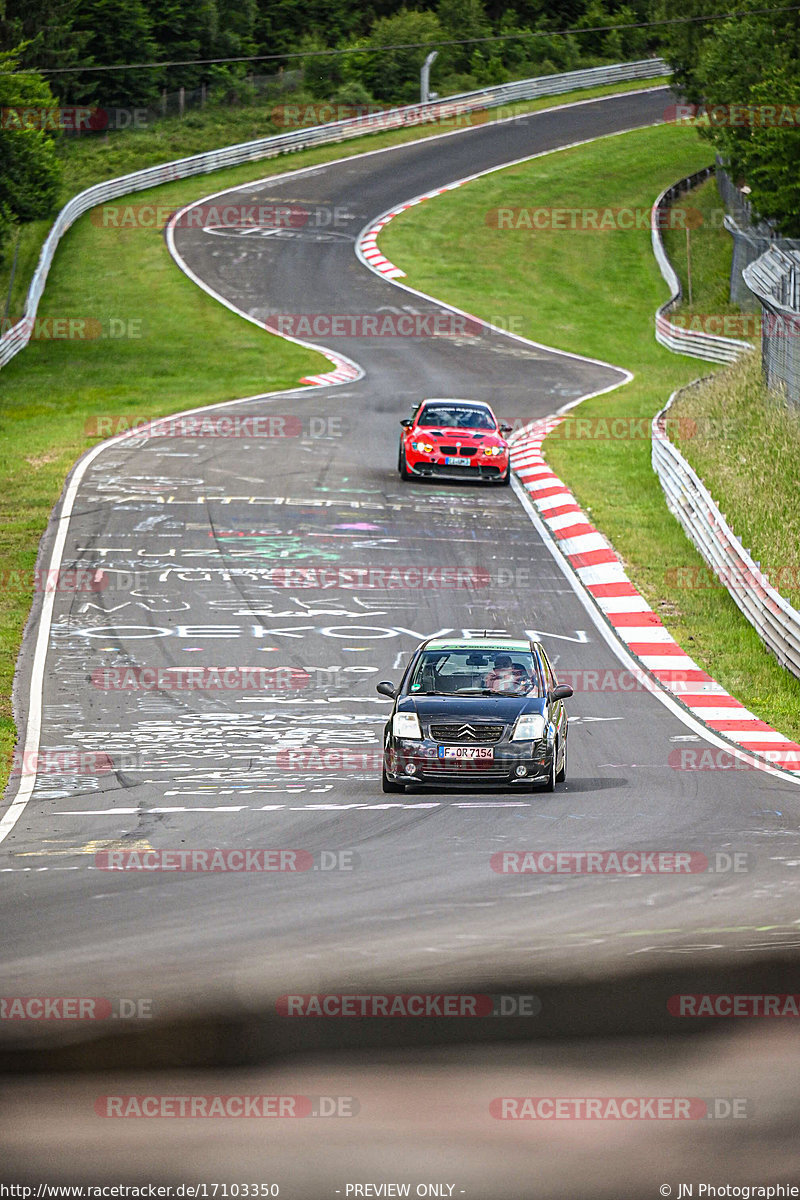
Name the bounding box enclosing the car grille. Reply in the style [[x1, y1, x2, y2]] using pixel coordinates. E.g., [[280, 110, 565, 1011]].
[[421, 762, 511, 779], [419, 464, 501, 479], [439, 446, 478, 457], [429, 723, 505, 744]]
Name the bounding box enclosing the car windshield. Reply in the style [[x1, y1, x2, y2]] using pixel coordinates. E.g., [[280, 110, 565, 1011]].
[[416, 405, 496, 430], [407, 649, 541, 696]]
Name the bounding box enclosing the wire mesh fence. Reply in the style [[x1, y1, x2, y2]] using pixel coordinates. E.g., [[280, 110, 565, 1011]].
[[744, 247, 800, 406]]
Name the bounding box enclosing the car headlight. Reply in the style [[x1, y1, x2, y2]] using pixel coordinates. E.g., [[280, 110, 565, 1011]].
[[411, 441, 434, 454], [483, 445, 505, 457], [393, 711, 423, 740], [511, 713, 546, 741]]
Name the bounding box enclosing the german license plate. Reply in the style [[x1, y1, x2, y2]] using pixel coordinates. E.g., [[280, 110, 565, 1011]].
[[445, 456, 470, 466], [438, 746, 494, 759]]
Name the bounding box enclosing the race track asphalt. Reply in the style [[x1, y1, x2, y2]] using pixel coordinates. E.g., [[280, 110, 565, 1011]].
[[3, 86, 800, 1023]]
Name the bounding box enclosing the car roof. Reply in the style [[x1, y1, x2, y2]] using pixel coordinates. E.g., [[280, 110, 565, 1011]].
[[422, 637, 534, 653], [418, 398, 493, 409]]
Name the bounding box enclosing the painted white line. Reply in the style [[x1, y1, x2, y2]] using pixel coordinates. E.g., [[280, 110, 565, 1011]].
[[350, 119, 800, 787], [510, 476, 800, 786], [353, 126, 658, 389], [0, 88, 670, 843]]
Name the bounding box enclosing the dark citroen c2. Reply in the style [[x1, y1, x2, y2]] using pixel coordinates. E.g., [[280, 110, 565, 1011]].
[[378, 634, 573, 793]]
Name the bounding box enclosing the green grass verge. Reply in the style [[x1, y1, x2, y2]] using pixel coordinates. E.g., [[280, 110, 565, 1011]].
[[379, 121, 800, 739], [0, 179, 324, 785], [0, 76, 668, 329], [662, 174, 742, 319], [0, 76, 670, 792], [669, 352, 800, 611]]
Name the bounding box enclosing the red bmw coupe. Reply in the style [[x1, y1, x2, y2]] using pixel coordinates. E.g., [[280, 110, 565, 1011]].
[[398, 398, 512, 485]]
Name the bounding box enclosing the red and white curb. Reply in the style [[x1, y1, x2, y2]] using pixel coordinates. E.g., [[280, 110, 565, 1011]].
[[300, 359, 361, 386], [510, 417, 800, 775], [358, 213, 407, 278], [354, 139, 800, 779], [357, 186, 464, 278]]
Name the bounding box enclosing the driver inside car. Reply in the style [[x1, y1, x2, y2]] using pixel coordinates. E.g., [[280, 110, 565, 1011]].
[[484, 654, 529, 694]]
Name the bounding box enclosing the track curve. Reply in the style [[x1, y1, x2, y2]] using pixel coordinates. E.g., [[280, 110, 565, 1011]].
[[3, 88, 800, 1016]]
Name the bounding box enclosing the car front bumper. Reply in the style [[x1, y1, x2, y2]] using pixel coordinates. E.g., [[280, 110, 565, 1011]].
[[385, 738, 552, 787], [405, 455, 508, 482]]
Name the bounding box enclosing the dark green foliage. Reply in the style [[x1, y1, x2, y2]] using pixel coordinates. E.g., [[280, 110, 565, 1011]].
[[70, 0, 162, 106], [0, 0, 672, 264], [656, 0, 800, 234], [0, 49, 61, 238]]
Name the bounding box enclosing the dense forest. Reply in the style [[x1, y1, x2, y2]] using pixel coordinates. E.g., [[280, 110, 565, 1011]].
[[1, 0, 799, 268], [0, 0, 652, 108]]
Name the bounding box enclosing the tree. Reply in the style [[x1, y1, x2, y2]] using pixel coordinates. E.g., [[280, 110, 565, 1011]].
[[140, 0, 215, 92], [653, 0, 722, 105], [301, 33, 347, 99], [0, 0, 91, 80], [731, 70, 800, 236], [0, 47, 62, 262], [255, 0, 370, 67], [347, 9, 448, 103], [70, 0, 162, 107], [689, 4, 800, 234], [437, 0, 489, 73]]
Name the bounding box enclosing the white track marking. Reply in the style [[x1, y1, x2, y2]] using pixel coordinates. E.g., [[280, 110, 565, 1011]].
[[511, 477, 800, 786], [0, 88, 677, 844]]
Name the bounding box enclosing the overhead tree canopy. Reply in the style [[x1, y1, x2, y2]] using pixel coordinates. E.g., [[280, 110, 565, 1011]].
[[660, 0, 800, 235]]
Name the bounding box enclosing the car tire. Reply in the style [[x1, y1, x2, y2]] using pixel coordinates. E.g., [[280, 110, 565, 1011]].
[[382, 766, 404, 793], [541, 750, 557, 792], [496, 469, 511, 487], [398, 445, 411, 480], [556, 739, 567, 783]]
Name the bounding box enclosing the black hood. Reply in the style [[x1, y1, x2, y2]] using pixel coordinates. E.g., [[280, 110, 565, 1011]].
[[397, 694, 545, 722]]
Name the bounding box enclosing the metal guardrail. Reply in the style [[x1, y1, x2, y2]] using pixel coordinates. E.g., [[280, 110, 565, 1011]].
[[744, 246, 800, 406], [652, 384, 800, 681], [0, 58, 668, 371], [651, 167, 752, 364]]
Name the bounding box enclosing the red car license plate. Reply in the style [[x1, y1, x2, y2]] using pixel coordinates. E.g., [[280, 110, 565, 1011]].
[[438, 746, 494, 759], [445, 456, 471, 466]]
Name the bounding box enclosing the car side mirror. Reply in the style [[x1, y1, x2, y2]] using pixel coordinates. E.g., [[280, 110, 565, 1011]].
[[499, 423, 513, 434], [376, 681, 397, 699], [400, 419, 413, 428], [550, 684, 573, 702]]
